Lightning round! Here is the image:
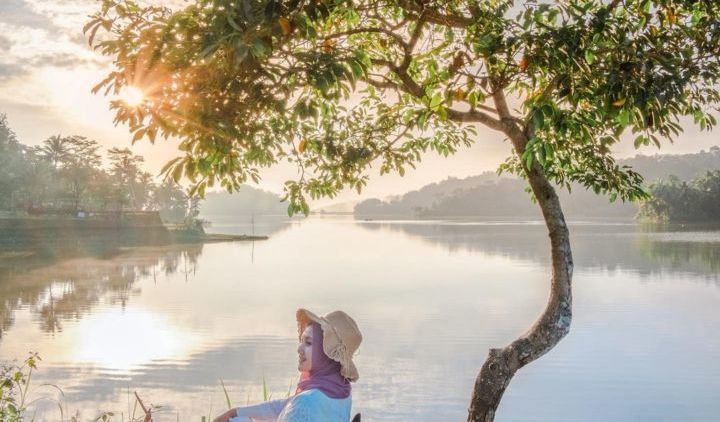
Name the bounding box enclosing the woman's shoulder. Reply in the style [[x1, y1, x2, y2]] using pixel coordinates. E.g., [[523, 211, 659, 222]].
[[290, 388, 352, 408], [278, 389, 351, 422], [292, 389, 352, 406]]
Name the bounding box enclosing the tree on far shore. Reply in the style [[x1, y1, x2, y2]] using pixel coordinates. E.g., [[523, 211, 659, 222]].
[[0, 115, 192, 219], [89, 0, 720, 419], [37, 135, 72, 170]]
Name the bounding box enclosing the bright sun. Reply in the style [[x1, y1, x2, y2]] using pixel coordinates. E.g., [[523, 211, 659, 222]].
[[119, 86, 145, 106]]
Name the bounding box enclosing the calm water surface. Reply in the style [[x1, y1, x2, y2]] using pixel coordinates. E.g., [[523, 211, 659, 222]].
[[1, 216, 719, 421]]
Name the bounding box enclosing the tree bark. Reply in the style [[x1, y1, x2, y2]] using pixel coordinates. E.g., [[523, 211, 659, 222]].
[[467, 120, 573, 421]]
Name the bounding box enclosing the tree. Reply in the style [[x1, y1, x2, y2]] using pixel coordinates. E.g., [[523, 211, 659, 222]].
[[33, 135, 103, 212], [60, 137, 103, 212], [88, 0, 720, 419], [0, 114, 26, 211], [151, 180, 190, 222], [107, 147, 149, 210], [0, 113, 19, 149], [38, 135, 73, 170], [22, 147, 54, 210]]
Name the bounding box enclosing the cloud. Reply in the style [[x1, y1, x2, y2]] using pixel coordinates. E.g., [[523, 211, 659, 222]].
[[0, 21, 101, 81], [0, 64, 24, 82], [0, 35, 12, 53], [21, 0, 96, 34], [0, 0, 107, 81], [0, 0, 57, 31], [0, 0, 189, 81], [22, 0, 191, 35]]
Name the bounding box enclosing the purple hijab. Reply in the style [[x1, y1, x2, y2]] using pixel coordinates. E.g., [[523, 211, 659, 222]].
[[296, 323, 351, 399]]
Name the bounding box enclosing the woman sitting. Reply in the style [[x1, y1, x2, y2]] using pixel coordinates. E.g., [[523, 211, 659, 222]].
[[213, 309, 362, 422]]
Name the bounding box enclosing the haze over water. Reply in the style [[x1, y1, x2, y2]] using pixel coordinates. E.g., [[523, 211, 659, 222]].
[[1, 216, 719, 421]]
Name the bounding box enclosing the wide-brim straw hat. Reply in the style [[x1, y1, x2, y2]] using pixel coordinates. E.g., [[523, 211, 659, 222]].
[[296, 308, 362, 382]]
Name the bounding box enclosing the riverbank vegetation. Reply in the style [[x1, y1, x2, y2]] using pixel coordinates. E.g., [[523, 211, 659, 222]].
[[638, 171, 720, 223], [0, 114, 194, 223]]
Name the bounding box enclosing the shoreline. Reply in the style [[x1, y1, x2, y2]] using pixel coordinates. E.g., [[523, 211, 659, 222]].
[[0, 214, 268, 258]]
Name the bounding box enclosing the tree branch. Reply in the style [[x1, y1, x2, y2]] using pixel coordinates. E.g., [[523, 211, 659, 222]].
[[369, 59, 504, 131], [489, 81, 521, 134], [446, 108, 504, 131], [400, 15, 426, 70]]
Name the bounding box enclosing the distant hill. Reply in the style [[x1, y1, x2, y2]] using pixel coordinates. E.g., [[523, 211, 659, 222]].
[[354, 146, 720, 219], [200, 185, 287, 216], [354, 171, 503, 216], [620, 146, 720, 182]]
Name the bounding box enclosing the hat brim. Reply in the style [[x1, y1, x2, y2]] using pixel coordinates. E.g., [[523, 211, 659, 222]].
[[344, 358, 359, 381], [296, 308, 323, 337], [296, 308, 359, 382]]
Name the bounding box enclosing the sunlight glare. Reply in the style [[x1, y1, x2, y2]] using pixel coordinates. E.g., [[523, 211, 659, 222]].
[[120, 86, 145, 106], [75, 308, 198, 371]]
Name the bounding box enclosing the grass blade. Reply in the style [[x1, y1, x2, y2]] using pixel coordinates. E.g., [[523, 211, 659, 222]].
[[262, 374, 268, 402], [220, 378, 232, 410]]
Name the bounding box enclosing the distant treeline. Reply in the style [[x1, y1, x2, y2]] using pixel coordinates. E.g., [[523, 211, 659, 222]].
[[0, 113, 193, 221], [355, 147, 720, 221], [638, 171, 720, 222]]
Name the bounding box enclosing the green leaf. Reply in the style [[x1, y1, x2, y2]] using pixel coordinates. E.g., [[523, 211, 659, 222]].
[[585, 49, 595, 65], [633, 135, 647, 148], [691, 9, 703, 25], [417, 111, 428, 129], [544, 143, 554, 162], [617, 109, 631, 126], [468, 91, 478, 108], [251, 39, 268, 58], [525, 150, 534, 169], [429, 93, 442, 111], [537, 145, 546, 167], [532, 108, 545, 129], [349, 60, 364, 79]]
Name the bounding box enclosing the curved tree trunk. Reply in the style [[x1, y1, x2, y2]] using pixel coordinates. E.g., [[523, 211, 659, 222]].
[[467, 120, 574, 421]]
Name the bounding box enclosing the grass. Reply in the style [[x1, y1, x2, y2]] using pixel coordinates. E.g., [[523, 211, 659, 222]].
[[1, 353, 296, 422]]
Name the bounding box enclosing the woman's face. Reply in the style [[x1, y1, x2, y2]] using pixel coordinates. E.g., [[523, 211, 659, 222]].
[[297, 325, 313, 372]]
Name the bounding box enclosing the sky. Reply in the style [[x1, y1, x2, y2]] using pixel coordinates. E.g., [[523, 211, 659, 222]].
[[1, 0, 718, 206]]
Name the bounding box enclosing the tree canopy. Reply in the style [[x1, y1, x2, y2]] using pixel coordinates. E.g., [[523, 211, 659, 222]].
[[88, 0, 719, 214]]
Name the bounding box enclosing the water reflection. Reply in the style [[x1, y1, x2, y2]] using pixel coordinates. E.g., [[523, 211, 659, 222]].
[[0, 243, 203, 339], [638, 238, 720, 274], [356, 220, 720, 279]]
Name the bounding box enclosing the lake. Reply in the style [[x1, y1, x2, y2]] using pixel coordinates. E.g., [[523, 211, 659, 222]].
[[1, 216, 719, 421]]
